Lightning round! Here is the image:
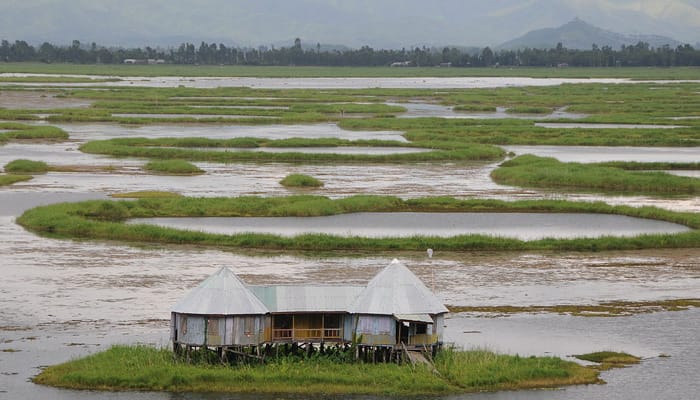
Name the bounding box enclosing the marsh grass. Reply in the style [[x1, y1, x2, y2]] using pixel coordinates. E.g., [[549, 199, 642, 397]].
[[143, 160, 204, 175], [280, 174, 324, 188], [3, 63, 700, 79], [574, 351, 641, 367], [4, 159, 49, 173], [492, 155, 700, 195], [79, 137, 505, 163], [16, 196, 700, 252], [0, 174, 32, 186], [33, 345, 601, 395], [0, 123, 68, 144], [506, 106, 552, 114]]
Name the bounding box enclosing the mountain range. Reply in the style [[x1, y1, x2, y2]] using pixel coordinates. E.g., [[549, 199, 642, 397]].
[[498, 18, 681, 50], [1, 0, 698, 49]]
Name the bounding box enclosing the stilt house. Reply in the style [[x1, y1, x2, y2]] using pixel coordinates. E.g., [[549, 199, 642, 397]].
[[171, 259, 448, 356]]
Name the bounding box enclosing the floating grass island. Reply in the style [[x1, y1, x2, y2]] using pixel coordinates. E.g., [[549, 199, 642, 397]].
[[280, 173, 324, 188], [0, 122, 68, 144], [143, 160, 204, 175], [33, 345, 606, 395], [0, 174, 32, 186], [492, 155, 700, 196], [4, 159, 49, 174], [16, 195, 700, 253], [574, 351, 641, 367]]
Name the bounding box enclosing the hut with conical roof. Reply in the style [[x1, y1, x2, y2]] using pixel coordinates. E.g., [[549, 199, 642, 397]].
[[170, 259, 447, 359], [350, 259, 448, 349], [170, 267, 269, 352]]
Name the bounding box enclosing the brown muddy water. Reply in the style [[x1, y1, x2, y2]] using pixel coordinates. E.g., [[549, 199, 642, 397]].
[[0, 192, 699, 399], [128, 212, 689, 240]]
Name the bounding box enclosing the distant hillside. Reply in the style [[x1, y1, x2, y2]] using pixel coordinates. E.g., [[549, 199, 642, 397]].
[[498, 18, 681, 50]]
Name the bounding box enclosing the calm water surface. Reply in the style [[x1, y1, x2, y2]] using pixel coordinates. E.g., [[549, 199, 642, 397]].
[[503, 145, 700, 163], [129, 212, 690, 240], [0, 74, 632, 89]]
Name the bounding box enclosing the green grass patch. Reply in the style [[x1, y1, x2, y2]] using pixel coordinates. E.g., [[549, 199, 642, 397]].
[[3, 63, 700, 79], [79, 137, 505, 163], [16, 195, 700, 253], [574, 351, 641, 366], [492, 155, 700, 195], [4, 159, 49, 174], [506, 106, 552, 114], [280, 174, 324, 188], [33, 345, 601, 395], [453, 104, 498, 112], [0, 123, 68, 144], [110, 191, 183, 199], [143, 160, 204, 175], [0, 174, 32, 186]]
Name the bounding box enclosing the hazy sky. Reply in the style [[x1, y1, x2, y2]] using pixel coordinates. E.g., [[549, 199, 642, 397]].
[[2, 0, 699, 48]]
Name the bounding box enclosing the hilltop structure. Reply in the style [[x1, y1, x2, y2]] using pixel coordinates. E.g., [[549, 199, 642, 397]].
[[171, 259, 447, 361]]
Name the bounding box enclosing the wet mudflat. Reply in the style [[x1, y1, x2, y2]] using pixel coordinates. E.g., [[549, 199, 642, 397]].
[[129, 212, 689, 240]]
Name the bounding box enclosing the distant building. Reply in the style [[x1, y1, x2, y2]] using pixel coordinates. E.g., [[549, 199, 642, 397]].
[[123, 58, 165, 65], [171, 259, 448, 360], [390, 61, 412, 67]]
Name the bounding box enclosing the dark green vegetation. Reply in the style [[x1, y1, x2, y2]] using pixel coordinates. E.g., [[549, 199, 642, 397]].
[[16, 196, 699, 253], [0, 174, 32, 186], [574, 351, 641, 367], [0, 122, 68, 144], [2, 63, 700, 79], [80, 137, 503, 163], [448, 299, 700, 317], [4, 159, 49, 174], [144, 160, 204, 175], [280, 174, 324, 188], [33, 345, 600, 395], [2, 33, 700, 67], [492, 155, 700, 195]]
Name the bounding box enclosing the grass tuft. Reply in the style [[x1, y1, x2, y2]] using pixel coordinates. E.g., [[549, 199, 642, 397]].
[[143, 160, 204, 175], [4, 159, 49, 174], [280, 174, 324, 188]]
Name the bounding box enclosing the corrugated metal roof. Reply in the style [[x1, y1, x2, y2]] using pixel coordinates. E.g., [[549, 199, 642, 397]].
[[249, 285, 364, 313], [394, 314, 434, 324], [171, 267, 269, 315], [350, 259, 449, 315]]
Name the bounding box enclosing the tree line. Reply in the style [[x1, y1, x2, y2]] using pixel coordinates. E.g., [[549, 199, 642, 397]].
[[2, 38, 699, 67]]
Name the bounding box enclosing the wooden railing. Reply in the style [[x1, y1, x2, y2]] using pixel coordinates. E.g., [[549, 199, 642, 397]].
[[272, 328, 341, 341]]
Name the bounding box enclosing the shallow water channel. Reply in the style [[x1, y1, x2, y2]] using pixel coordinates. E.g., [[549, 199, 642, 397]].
[[128, 212, 689, 240]]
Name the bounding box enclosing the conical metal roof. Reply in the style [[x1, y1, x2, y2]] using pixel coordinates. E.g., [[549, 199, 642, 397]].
[[171, 267, 269, 315], [350, 259, 448, 315]]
